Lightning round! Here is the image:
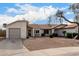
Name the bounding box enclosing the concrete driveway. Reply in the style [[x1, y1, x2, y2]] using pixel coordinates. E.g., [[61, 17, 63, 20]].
[[0, 39, 30, 56]]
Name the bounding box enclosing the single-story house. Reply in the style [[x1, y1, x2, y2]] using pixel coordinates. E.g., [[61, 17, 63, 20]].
[[6, 20, 78, 39]]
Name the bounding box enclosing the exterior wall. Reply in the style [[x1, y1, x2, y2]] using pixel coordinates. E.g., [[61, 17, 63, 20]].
[[65, 27, 78, 33], [54, 29, 66, 36], [31, 29, 54, 37], [52, 29, 54, 34], [6, 21, 28, 39], [31, 27, 78, 37], [56, 29, 65, 36], [31, 28, 41, 37], [54, 27, 78, 37]]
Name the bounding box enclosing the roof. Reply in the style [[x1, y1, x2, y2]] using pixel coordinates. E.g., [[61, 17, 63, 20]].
[[54, 24, 67, 29], [7, 20, 28, 26], [7, 20, 77, 29], [28, 24, 57, 29], [64, 24, 77, 29], [28, 23, 77, 29]]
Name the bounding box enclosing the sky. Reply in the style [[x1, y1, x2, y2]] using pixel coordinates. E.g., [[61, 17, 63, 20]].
[[0, 3, 75, 28]]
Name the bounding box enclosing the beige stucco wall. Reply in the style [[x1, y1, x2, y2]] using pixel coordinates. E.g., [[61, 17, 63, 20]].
[[6, 21, 28, 39]]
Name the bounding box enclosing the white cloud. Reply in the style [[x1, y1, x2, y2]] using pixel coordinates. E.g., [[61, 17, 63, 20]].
[[7, 8, 18, 13], [0, 15, 14, 28], [65, 11, 73, 14], [0, 4, 58, 28], [6, 3, 57, 21]]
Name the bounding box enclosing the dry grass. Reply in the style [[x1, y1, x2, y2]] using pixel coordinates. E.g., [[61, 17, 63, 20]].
[[23, 37, 79, 51]]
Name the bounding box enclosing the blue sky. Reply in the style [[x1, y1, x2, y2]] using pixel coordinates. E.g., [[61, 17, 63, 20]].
[[0, 3, 70, 14], [0, 3, 75, 27]]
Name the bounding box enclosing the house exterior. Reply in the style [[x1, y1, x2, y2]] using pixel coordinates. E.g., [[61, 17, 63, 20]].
[[6, 20, 78, 39], [28, 24, 57, 37]]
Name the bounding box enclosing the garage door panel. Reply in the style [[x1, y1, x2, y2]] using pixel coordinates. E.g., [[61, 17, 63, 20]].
[[9, 28, 21, 39]]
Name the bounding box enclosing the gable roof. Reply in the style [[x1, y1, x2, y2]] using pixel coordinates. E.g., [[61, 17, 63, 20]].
[[7, 20, 28, 26], [28, 23, 77, 29], [54, 24, 67, 29], [28, 24, 57, 29], [64, 24, 77, 29]]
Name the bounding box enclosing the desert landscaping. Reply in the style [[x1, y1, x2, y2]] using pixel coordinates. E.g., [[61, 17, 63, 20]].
[[23, 37, 79, 51]]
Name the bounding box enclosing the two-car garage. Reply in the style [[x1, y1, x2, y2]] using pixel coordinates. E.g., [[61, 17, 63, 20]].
[[6, 20, 28, 39]]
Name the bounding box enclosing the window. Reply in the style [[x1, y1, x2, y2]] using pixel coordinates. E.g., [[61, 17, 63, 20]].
[[44, 29, 49, 34], [35, 30, 39, 33]]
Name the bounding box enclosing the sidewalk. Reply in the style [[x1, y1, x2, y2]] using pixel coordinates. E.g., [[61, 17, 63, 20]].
[[28, 47, 79, 56]]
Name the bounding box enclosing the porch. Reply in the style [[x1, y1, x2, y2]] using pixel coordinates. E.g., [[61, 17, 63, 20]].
[[28, 29, 53, 37]]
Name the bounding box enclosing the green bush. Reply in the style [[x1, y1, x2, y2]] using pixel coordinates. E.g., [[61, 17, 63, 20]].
[[66, 33, 73, 38], [73, 33, 78, 37], [49, 34, 54, 38], [52, 33, 58, 37]]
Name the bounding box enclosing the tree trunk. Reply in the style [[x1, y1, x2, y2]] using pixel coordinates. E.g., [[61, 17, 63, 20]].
[[76, 24, 79, 39], [62, 16, 77, 24], [62, 16, 79, 39]]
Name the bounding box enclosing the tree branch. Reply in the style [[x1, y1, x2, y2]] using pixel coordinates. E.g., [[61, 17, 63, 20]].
[[62, 16, 78, 24]]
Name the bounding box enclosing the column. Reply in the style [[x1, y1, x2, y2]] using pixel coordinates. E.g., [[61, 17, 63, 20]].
[[32, 29, 35, 37], [39, 29, 42, 37]]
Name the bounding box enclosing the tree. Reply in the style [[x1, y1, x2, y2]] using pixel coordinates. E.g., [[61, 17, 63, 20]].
[[55, 3, 79, 39], [48, 15, 52, 27]]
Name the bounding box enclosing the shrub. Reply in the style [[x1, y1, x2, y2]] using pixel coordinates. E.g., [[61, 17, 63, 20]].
[[41, 33, 45, 36], [66, 33, 73, 38], [27, 36, 29, 39], [73, 33, 78, 37], [63, 31, 66, 37], [52, 33, 58, 37], [49, 34, 54, 38]]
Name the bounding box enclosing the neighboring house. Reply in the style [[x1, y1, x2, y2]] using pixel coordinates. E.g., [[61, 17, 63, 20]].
[[6, 20, 78, 39]]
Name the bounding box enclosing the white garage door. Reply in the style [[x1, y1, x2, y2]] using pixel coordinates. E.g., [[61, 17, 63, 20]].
[[9, 28, 21, 39]]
